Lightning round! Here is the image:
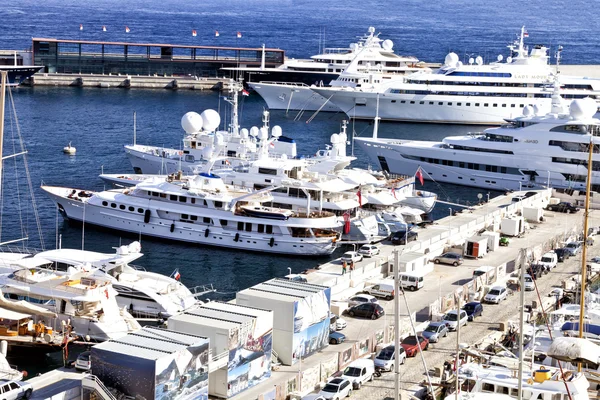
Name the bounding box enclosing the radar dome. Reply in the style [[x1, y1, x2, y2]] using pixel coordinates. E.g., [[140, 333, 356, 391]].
[[258, 127, 269, 140], [349, 43, 358, 51], [569, 98, 598, 120], [444, 52, 459, 66], [468, 57, 475, 65], [532, 104, 541, 115], [456, 61, 463, 68], [522, 105, 534, 117], [382, 39, 394, 51], [271, 125, 282, 137], [368, 26, 375, 34], [181, 112, 203, 134], [497, 54, 504, 62], [330, 133, 340, 144], [200, 109, 221, 131], [215, 132, 225, 146], [240, 128, 249, 138], [475, 56, 483, 66], [506, 56, 513, 63], [249, 126, 259, 137]]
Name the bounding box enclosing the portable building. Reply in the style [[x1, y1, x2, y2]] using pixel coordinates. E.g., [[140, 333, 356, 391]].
[[500, 216, 525, 237], [464, 236, 489, 258], [523, 207, 544, 223], [236, 278, 331, 366], [91, 326, 209, 400], [480, 231, 500, 252], [168, 302, 273, 398]]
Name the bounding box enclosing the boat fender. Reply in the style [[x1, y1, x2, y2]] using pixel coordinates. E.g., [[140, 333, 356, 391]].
[[269, 237, 275, 247], [170, 223, 175, 233], [234, 233, 239, 242], [205, 228, 210, 237], [144, 209, 151, 223]]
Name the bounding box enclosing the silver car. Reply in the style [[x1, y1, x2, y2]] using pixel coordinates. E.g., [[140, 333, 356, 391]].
[[421, 322, 449, 343], [433, 252, 464, 266], [374, 345, 406, 371], [347, 294, 379, 308]]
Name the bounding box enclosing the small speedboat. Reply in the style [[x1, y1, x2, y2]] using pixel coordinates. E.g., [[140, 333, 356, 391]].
[[63, 142, 76, 155], [240, 205, 294, 220]]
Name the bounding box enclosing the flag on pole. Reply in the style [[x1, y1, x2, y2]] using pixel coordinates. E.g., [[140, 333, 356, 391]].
[[357, 188, 362, 208], [215, 30, 219, 37], [192, 30, 197, 37], [237, 31, 242, 38], [171, 269, 181, 281], [523, 29, 529, 38], [79, 24, 83, 31], [415, 167, 424, 185], [391, 187, 397, 200], [242, 89, 250, 96], [102, 25, 107, 32], [125, 26, 130, 33]]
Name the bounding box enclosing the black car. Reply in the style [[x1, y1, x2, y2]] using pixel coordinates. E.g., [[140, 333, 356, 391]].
[[527, 264, 545, 279], [547, 202, 579, 213], [524, 191, 538, 199], [462, 302, 483, 321], [346, 303, 385, 320], [391, 230, 418, 245], [554, 248, 570, 262]]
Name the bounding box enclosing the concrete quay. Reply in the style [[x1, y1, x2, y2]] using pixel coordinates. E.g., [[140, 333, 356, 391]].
[[28, 73, 227, 90], [232, 189, 595, 400]]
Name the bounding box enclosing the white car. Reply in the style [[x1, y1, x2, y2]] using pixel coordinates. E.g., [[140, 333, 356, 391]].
[[319, 378, 353, 399], [335, 317, 347, 331], [341, 359, 374, 390], [524, 274, 535, 291], [341, 251, 363, 263], [358, 244, 380, 257], [347, 294, 379, 308], [301, 395, 326, 400], [75, 351, 92, 371], [484, 286, 508, 304], [442, 310, 468, 331], [0, 380, 33, 400]]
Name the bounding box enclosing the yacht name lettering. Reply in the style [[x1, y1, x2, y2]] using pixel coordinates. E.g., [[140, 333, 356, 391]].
[[523, 139, 538, 144], [513, 74, 548, 80]]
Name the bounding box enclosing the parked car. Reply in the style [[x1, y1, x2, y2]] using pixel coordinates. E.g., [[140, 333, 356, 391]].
[[547, 202, 579, 213], [341, 251, 363, 263], [549, 288, 564, 298], [374, 345, 406, 371], [347, 294, 379, 308], [539, 252, 558, 271], [433, 253, 464, 266], [511, 195, 526, 202], [363, 282, 395, 300], [442, 310, 468, 330], [329, 331, 346, 345], [391, 230, 418, 245], [75, 350, 92, 371], [319, 378, 353, 400], [346, 303, 385, 320], [283, 274, 308, 283], [463, 302, 484, 321], [524, 191, 538, 199], [592, 256, 600, 263], [301, 395, 326, 400], [358, 244, 380, 257], [421, 322, 449, 343], [527, 264, 546, 279], [484, 286, 508, 304], [473, 266, 495, 284], [565, 242, 582, 256], [341, 359, 375, 390], [400, 335, 429, 357], [523, 274, 535, 291], [335, 317, 347, 331], [554, 248, 571, 262], [0, 380, 33, 400]]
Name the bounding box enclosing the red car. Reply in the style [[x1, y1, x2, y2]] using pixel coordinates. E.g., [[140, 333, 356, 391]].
[[400, 335, 429, 357]]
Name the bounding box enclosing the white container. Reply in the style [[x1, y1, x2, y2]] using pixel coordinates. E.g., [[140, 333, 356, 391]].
[[523, 207, 544, 223], [500, 217, 525, 237], [464, 236, 489, 258], [480, 231, 500, 252]]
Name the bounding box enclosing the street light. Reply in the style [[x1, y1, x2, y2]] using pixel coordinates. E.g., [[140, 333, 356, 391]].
[[287, 267, 292, 276]]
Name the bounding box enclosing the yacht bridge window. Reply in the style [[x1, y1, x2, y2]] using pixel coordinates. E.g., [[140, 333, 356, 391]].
[[549, 140, 600, 153]]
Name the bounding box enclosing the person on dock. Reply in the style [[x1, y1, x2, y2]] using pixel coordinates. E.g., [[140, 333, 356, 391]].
[[349, 261, 355, 272], [342, 261, 347, 275]]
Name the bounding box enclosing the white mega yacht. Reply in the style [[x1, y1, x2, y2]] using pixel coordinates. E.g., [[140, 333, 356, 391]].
[[41, 169, 341, 256], [248, 27, 428, 112], [312, 27, 600, 125], [355, 87, 600, 192], [28, 242, 200, 319]]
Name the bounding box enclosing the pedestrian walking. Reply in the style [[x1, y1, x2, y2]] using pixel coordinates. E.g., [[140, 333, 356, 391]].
[[342, 261, 347, 275], [349, 261, 355, 271]]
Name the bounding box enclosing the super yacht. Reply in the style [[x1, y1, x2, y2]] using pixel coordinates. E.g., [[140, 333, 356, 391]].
[[312, 27, 600, 125], [356, 86, 600, 192], [248, 27, 428, 112]]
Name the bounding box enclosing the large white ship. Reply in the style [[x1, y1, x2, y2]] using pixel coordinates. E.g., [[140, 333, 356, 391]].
[[313, 27, 600, 125], [355, 89, 600, 192]]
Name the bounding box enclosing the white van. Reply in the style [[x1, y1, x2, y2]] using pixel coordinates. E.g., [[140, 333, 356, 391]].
[[539, 252, 558, 271], [341, 358, 375, 390], [363, 282, 395, 300], [473, 266, 495, 284], [399, 271, 424, 291]]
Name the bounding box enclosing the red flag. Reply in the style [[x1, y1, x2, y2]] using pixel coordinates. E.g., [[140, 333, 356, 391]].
[[343, 212, 351, 234], [125, 26, 130, 33], [215, 30, 220, 37], [357, 189, 362, 207], [174, 270, 181, 281], [242, 89, 250, 96], [391, 187, 397, 200], [237, 31, 242, 38], [415, 167, 424, 185], [192, 30, 197, 37]]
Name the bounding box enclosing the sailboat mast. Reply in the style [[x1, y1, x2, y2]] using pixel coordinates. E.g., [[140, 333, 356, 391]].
[[0, 71, 6, 197], [578, 136, 594, 371]]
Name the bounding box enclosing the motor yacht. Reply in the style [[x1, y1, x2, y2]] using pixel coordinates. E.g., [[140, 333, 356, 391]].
[[312, 27, 600, 125]]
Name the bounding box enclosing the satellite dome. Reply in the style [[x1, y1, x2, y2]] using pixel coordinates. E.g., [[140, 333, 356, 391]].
[[506, 56, 513, 63], [215, 132, 225, 146], [444, 52, 459, 66], [240, 128, 249, 138], [349, 43, 358, 51], [570, 98, 598, 120], [258, 127, 269, 140], [200, 109, 221, 131], [468, 57, 475, 65], [532, 104, 541, 115], [382, 39, 394, 51], [456, 61, 463, 68], [497, 54, 504, 62], [181, 112, 203, 134], [249, 126, 259, 137], [271, 125, 282, 137], [522, 105, 534, 116], [475, 56, 483, 66], [368, 26, 375, 34], [330, 133, 340, 144]]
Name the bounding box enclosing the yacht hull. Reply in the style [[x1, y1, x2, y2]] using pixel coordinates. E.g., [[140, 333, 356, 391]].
[[43, 187, 338, 256], [125, 145, 202, 175], [249, 82, 341, 112]]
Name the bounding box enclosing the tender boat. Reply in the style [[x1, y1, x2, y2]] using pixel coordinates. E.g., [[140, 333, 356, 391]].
[[63, 142, 76, 155]]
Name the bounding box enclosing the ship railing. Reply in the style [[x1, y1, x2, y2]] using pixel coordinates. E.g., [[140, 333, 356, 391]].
[[0, 245, 41, 255], [82, 374, 118, 400], [127, 264, 147, 272], [190, 284, 216, 298]]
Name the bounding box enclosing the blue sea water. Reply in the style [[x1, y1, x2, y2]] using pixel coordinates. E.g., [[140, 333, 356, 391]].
[[1, 0, 599, 299]]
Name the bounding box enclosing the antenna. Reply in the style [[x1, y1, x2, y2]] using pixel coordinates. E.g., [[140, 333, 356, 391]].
[[555, 45, 563, 74], [133, 111, 137, 146]]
